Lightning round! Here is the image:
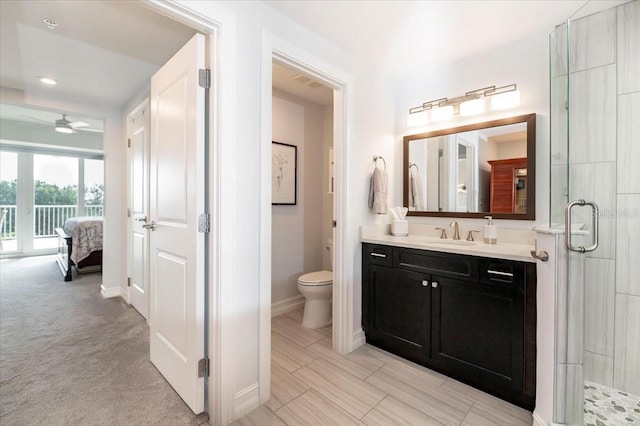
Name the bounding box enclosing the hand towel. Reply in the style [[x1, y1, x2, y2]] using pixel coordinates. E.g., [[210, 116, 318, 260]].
[[368, 167, 388, 214], [410, 172, 424, 211]]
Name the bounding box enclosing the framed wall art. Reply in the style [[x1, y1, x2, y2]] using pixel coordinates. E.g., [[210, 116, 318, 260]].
[[272, 141, 297, 205]]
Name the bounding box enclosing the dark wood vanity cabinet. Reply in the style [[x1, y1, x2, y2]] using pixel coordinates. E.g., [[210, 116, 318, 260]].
[[362, 243, 536, 410], [365, 265, 430, 364]]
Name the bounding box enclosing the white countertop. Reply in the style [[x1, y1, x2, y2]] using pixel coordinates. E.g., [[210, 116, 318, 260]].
[[361, 234, 536, 263]]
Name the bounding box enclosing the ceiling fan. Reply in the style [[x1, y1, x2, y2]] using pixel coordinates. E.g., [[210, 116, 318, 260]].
[[19, 113, 103, 134]]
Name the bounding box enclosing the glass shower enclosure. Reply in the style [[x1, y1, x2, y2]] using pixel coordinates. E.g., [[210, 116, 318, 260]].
[[550, 0, 639, 424]]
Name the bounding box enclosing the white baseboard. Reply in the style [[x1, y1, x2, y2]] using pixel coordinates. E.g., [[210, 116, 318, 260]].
[[352, 328, 365, 349], [533, 411, 560, 426], [101, 285, 121, 299], [271, 295, 304, 317], [532, 412, 546, 426], [234, 383, 260, 419]]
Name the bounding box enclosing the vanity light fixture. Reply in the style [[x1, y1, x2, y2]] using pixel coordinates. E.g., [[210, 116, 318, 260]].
[[490, 88, 521, 110], [406, 110, 428, 126], [430, 105, 454, 122], [407, 84, 519, 126], [459, 98, 485, 116]]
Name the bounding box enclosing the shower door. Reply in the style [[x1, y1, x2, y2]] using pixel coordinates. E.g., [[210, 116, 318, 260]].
[[551, 1, 640, 424]]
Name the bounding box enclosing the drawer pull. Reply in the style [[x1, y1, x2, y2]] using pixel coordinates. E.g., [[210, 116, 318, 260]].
[[487, 270, 514, 277], [422, 280, 429, 287], [370, 253, 387, 258], [432, 281, 439, 288]]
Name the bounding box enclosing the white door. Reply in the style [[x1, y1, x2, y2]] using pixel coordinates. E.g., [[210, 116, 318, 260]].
[[128, 102, 150, 319], [149, 33, 206, 414]]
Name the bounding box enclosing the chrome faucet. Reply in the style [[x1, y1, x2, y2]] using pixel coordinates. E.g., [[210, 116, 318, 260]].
[[450, 221, 460, 240]]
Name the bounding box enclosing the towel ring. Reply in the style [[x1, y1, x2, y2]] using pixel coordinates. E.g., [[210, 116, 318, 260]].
[[373, 155, 386, 170], [409, 163, 419, 173]]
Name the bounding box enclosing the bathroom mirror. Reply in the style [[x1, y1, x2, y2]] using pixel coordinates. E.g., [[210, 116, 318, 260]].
[[403, 113, 535, 220]]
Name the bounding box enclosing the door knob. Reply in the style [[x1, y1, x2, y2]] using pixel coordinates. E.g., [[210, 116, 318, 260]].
[[142, 221, 156, 231]]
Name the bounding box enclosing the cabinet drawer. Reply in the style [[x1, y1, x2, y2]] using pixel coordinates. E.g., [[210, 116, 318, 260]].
[[363, 244, 393, 266], [396, 248, 478, 281], [479, 258, 525, 291]]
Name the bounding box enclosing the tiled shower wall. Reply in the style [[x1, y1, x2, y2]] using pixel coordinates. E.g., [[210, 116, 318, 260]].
[[564, 1, 640, 397]]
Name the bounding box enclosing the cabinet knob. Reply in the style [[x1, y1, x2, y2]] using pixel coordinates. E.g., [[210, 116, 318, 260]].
[[432, 281, 439, 288], [422, 280, 429, 287]]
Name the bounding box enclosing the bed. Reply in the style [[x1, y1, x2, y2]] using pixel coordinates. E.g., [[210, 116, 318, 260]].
[[55, 217, 103, 281]]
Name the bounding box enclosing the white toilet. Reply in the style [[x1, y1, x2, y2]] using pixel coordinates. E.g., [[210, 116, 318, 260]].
[[297, 240, 333, 329]]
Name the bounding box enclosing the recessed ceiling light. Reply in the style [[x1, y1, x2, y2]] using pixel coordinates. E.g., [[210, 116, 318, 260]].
[[44, 18, 57, 29], [38, 76, 58, 86]]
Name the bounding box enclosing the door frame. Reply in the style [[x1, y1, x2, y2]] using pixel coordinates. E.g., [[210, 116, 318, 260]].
[[125, 98, 149, 307], [144, 1, 236, 424], [259, 31, 355, 404]]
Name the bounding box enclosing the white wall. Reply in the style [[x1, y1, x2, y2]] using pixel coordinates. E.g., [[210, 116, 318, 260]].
[[497, 139, 527, 160], [394, 31, 551, 228], [271, 89, 325, 305], [0, 86, 126, 295], [179, 0, 396, 409]]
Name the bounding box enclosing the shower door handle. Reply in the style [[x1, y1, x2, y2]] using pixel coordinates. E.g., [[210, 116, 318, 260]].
[[565, 199, 599, 253]]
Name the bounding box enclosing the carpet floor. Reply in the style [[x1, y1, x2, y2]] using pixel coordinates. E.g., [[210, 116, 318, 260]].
[[0, 255, 208, 426]]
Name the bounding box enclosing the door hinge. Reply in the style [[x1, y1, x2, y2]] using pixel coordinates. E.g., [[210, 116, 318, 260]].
[[438, 149, 443, 157], [198, 357, 209, 377], [127, 138, 131, 148], [127, 208, 131, 218], [198, 68, 211, 89], [198, 213, 210, 233], [127, 277, 131, 287], [332, 220, 337, 228]]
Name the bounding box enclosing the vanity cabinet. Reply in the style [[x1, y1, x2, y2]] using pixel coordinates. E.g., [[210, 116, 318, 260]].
[[362, 243, 536, 410], [365, 265, 430, 364]]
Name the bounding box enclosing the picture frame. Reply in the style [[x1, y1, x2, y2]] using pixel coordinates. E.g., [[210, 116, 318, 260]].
[[272, 141, 297, 205]]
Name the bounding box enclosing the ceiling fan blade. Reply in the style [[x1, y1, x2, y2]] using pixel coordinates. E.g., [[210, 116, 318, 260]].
[[71, 121, 89, 128], [19, 114, 51, 124], [77, 127, 104, 133]]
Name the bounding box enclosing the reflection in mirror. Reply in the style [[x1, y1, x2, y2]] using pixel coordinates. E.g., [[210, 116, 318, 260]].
[[404, 114, 535, 220]]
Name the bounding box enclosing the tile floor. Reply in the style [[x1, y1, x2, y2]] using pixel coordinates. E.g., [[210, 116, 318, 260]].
[[584, 381, 640, 425], [232, 308, 533, 425]]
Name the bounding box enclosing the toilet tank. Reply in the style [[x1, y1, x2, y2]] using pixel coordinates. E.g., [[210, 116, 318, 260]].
[[326, 238, 333, 271]]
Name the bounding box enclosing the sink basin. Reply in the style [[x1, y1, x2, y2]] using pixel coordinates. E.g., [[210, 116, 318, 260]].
[[423, 239, 476, 246]]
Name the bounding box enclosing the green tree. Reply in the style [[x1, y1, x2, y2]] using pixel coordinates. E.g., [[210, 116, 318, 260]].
[[0, 180, 16, 204], [85, 184, 104, 205], [34, 180, 77, 205]]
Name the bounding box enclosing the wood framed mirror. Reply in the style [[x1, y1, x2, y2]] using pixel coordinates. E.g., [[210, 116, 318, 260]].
[[403, 113, 536, 220]]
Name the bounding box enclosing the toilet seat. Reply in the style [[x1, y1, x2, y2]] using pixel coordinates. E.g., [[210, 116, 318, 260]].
[[298, 271, 332, 286]]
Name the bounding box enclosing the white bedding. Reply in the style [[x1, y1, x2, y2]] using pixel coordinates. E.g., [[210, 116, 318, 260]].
[[63, 217, 103, 265]]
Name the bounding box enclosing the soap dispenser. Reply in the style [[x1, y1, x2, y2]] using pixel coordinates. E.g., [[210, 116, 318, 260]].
[[483, 216, 497, 244]]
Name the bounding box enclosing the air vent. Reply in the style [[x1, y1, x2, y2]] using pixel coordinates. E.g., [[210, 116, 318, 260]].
[[291, 74, 323, 89], [292, 74, 312, 84]]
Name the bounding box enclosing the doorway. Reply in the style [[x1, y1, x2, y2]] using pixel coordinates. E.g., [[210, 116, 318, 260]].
[[270, 60, 335, 320], [0, 141, 105, 257], [259, 32, 355, 407]]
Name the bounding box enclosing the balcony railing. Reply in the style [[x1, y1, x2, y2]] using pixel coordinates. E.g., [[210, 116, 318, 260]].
[[0, 205, 103, 239]]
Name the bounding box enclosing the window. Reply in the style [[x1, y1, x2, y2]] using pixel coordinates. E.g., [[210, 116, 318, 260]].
[[0, 152, 18, 252], [0, 149, 104, 255]]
